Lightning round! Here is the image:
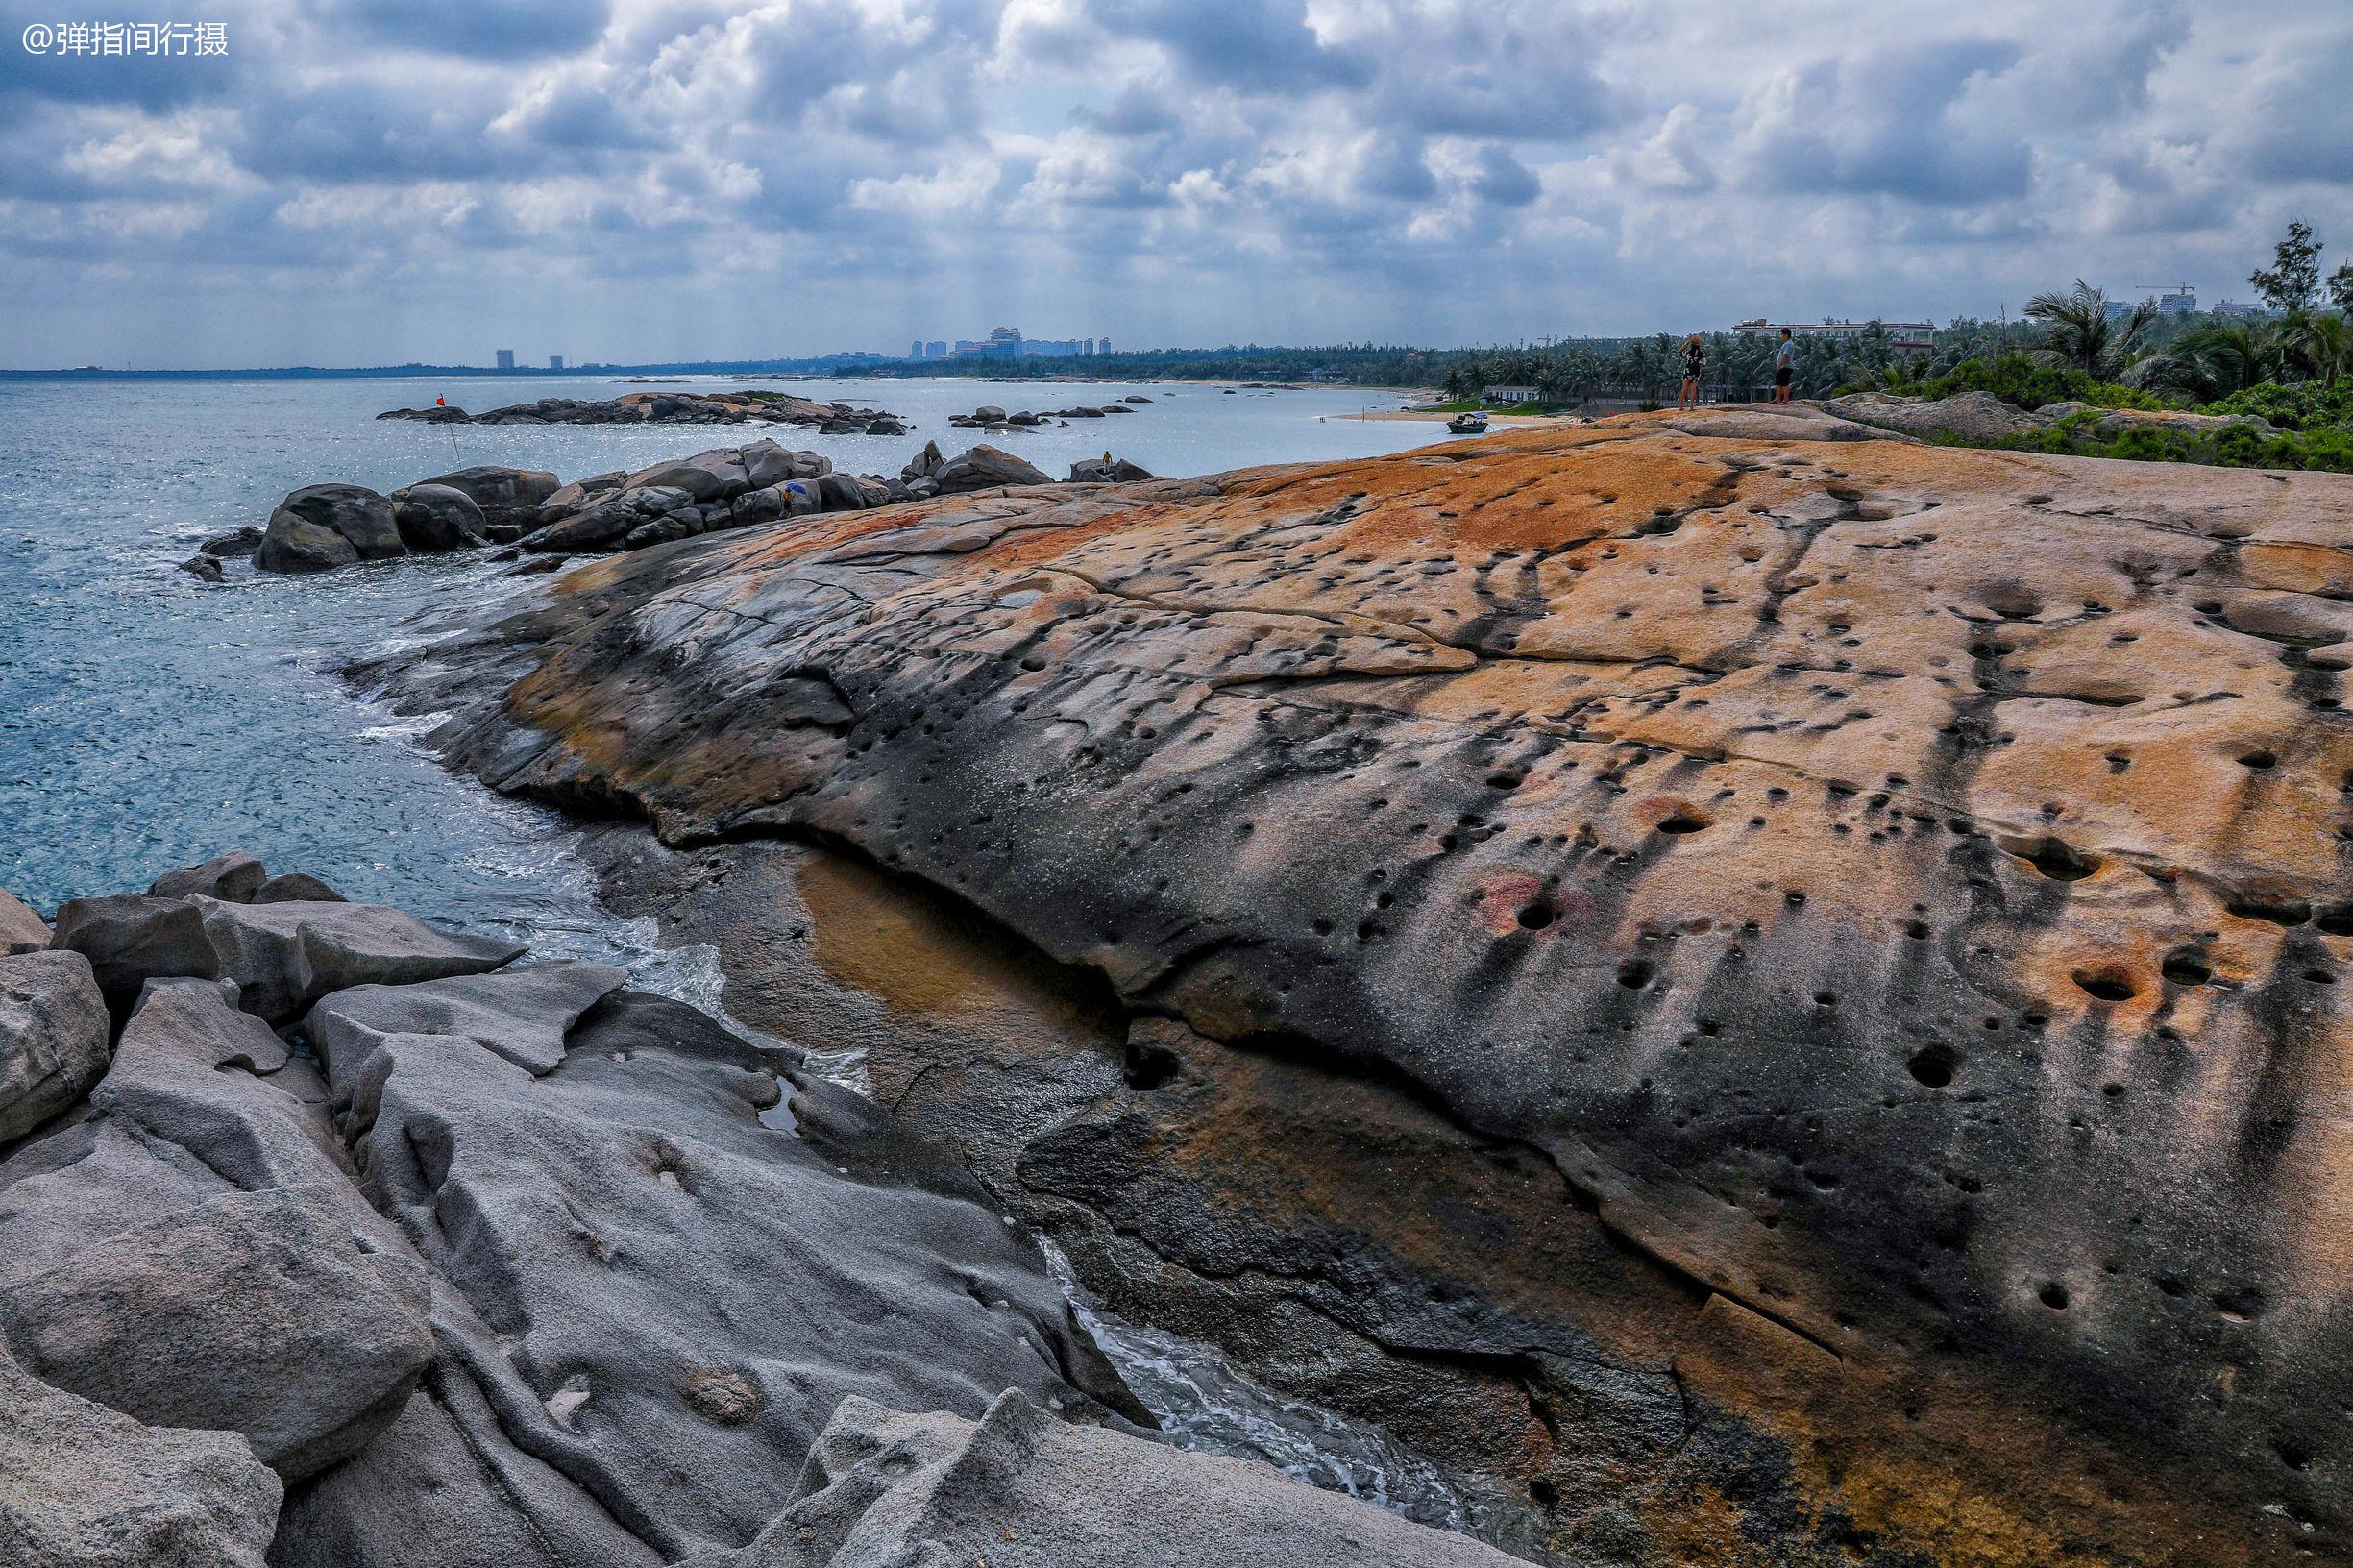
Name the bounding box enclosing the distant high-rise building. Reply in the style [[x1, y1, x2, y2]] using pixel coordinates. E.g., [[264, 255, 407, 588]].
[[925, 340, 946, 359], [1098, 336, 1111, 355], [549, 355, 564, 371], [911, 340, 923, 359], [495, 349, 515, 371]]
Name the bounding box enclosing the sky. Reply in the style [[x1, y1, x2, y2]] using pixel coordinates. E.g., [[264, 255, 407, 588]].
[[1, 0, 2348, 369]]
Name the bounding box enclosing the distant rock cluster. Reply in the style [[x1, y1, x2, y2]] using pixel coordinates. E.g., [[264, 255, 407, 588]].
[[378, 389, 907, 434], [208, 437, 1157, 576], [946, 397, 1144, 429]]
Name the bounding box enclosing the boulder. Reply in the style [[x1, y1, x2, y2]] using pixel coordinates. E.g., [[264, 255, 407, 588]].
[[254, 513, 358, 575], [50, 894, 524, 1022], [864, 417, 907, 436], [409, 467, 561, 529], [0, 979, 434, 1480], [256, 484, 404, 575], [1066, 456, 1154, 483], [1667, 404, 1900, 443], [738, 441, 796, 490], [732, 487, 787, 527], [814, 473, 868, 511], [899, 441, 944, 482], [625, 451, 749, 505], [149, 852, 266, 904], [929, 445, 1053, 495], [688, 1389, 1520, 1568], [178, 553, 226, 582], [1820, 389, 2052, 442], [0, 887, 47, 953], [0, 1343, 281, 1568], [539, 472, 627, 516], [0, 951, 110, 1145], [199, 526, 267, 559], [1121, 394, 1152, 403], [388, 484, 488, 552], [295, 979, 1142, 1558], [252, 871, 345, 904], [972, 405, 1006, 424]]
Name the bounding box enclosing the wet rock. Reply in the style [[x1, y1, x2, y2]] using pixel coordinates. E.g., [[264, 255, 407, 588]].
[[179, 553, 227, 582], [257, 484, 404, 574], [408, 467, 560, 531], [51, 893, 524, 1022], [688, 1389, 1519, 1568], [0, 979, 433, 1479], [389, 484, 489, 552], [149, 851, 267, 903], [0, 950, 109, 1144], [200, 525, 268, 559], [0, 1342, 281, 1568], [0, 886, 46, 952], [379, 418, 2353, 1566]]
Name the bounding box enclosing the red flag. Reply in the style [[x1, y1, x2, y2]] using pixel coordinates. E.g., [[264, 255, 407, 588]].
[[435, 396, 446, 406]]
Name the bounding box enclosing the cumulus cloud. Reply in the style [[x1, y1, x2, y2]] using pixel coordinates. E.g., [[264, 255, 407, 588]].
[[0, 0, 2347, 367]]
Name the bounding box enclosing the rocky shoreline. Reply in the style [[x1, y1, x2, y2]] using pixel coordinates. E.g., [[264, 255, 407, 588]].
[[378, 389, 905, 434], [202, 438, 1151, 576], [330, 404, 2353, 1566], [0, 850, 1520, 1567]]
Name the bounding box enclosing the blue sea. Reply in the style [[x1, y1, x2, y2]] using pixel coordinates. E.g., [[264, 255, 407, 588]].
[[0, 374, 1432, 929]]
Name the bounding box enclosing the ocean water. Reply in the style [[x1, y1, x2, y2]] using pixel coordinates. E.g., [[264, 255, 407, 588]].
[[0, 373, 1430, 919]]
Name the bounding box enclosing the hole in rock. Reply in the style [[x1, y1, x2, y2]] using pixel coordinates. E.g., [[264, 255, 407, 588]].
[[1657, 810, 1710, 835], [2022, 839, 2099, 881], [1906, 1047, 1958, 1089], [2074, 972, 2137, 1003], [2239, 749, 2278, 770], [2161, 949, 2212, 986], [2039, 1282, 2071, 1311], [1123, 1040, 1183, 1092], [1616, 959, 1654, 990], [1517, 898, 1556, 931]]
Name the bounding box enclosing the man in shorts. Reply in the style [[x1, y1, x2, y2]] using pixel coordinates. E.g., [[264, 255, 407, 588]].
[[1773, 327, 1795, 403]]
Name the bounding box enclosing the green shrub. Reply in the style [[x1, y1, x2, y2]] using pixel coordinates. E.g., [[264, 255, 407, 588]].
[[1915, 355, 2162, 412], [1976, 417, 2353, 474], [2197, 381, 2353, 431]]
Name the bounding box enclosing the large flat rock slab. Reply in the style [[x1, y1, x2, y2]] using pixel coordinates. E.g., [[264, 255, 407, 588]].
[[384, 419, 2353, 1566]]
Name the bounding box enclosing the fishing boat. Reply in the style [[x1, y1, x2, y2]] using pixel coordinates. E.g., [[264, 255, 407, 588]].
[[1447, 410, 1489, 434]]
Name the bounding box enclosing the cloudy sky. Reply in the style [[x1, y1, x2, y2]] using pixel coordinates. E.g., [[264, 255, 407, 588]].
[[2, 0, 2348, 369]]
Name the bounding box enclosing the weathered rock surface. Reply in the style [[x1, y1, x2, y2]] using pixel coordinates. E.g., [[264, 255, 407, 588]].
[[1823, 388, 2053, 441], [51, 893, 524, 1021], [0, 978, 433, 1479], [684, 1389, 1520, 1568], [149, 851, 267, 904], [1067, 455, 1155, 482], [0, 951, 109, 1144], [278, 971, 1145, 1563], [928, 443, 1053, 494], [0, 886, 47, 952], [407, 467, 560, 532], [373, 414, 2353, 1566], [255, 484, 404, 574], [0, 1342, 282, 1568], [388, 483, 489, 551]]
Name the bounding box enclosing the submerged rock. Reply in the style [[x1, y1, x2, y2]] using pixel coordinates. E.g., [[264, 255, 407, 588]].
[[374, 416, 2353, 1565]]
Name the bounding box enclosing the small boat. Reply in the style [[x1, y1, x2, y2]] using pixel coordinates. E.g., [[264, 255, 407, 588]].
[[1448, 411, 1489, 434]]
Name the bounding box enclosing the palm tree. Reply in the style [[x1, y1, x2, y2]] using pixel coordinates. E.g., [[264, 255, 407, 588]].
[[2023, 280, 2159, 380], [2137, 322, 2286, 402], [2286, 311, 2351, 388]]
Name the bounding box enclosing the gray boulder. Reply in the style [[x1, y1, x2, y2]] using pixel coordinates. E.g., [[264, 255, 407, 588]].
[[0, 887, 45, 952], [1066, 456, 1154, 483], [409, 468, 560, 529], [51, 894, 524, 1022], [0, 951, 109, 1145], [199, 525, 267, 559], [389, 484, 488, 552], [931, 445, 1053, 495], [686, 1389, 1522, 1568], [252, 872, 345, 904], [149, 852, 266, 904], [1821, 390, 2051, 443], [180, 554, 227, 582], [899, 441, 944, 482], [0, 979, 434, 1480], [972, 405, 1006, 424], [294, 980, 1142, 1560], [256, 485, 404, 575], [538, 472, 627, 516], [739, 440, 796, 490], [0, 1343, 282, 1568], [625, 451, 749, 505], [814, 473, 868, 510]]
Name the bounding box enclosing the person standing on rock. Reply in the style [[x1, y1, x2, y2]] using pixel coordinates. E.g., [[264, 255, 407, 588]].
[[1678, 333, 1706, 411], [1773, 328, 1796, 404]]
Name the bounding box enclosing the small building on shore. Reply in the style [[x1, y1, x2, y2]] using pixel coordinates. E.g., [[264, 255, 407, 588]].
[[1483, 384, 1540, 404]]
